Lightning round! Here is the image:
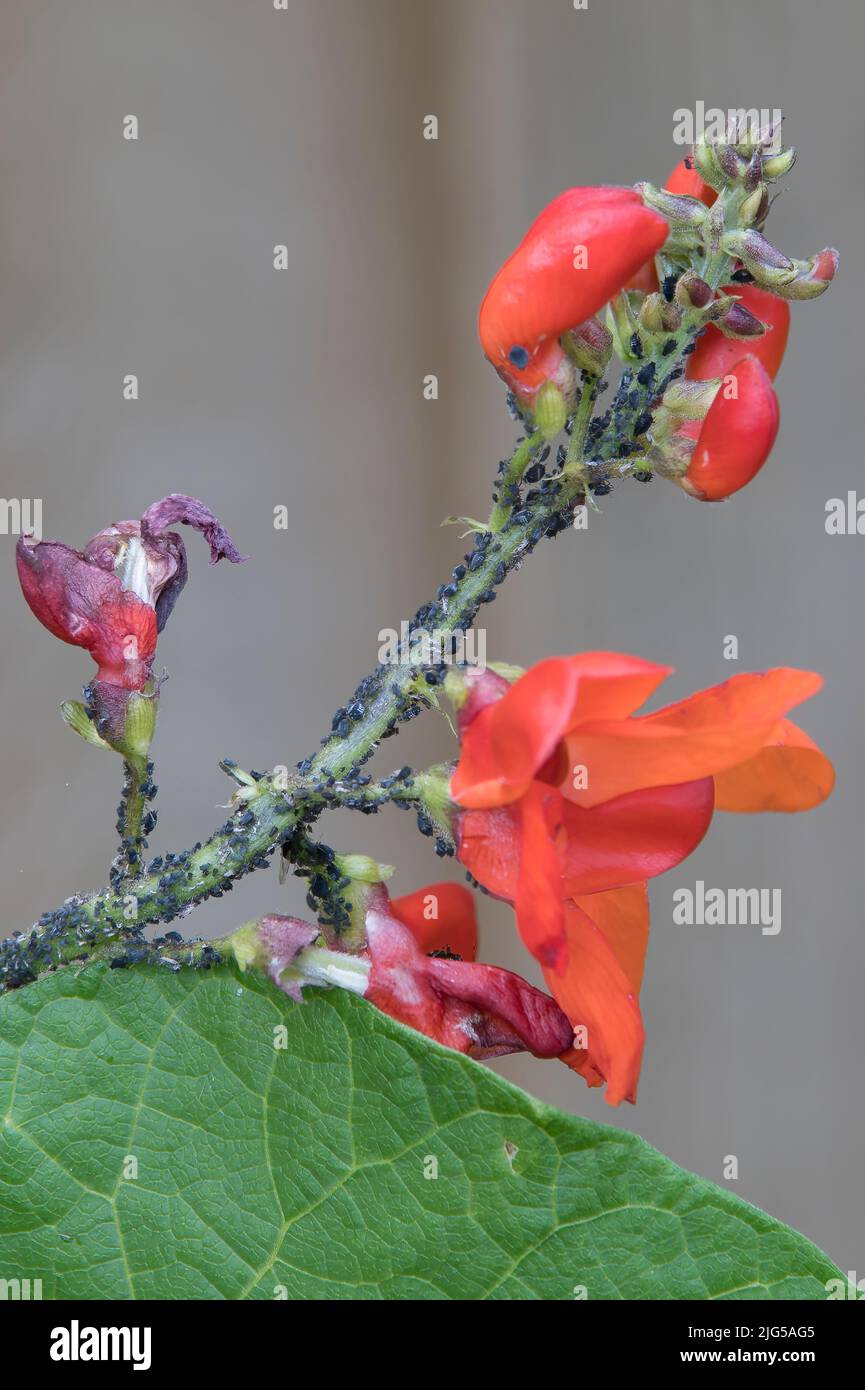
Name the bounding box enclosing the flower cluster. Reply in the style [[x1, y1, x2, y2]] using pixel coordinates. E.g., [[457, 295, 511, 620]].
[[11, 126, 837, 1110], [478, 132, 836, 502]]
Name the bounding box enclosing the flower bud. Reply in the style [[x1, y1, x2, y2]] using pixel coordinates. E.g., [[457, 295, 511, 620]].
[[605, 292, 644, 361], [712, 299, 770, 338], [478, 186, 668, 400], [661, 378, 721, 420], [738, 183, 769, 227], [533, 381, 569, 440], [720, 229, 796, 286], [679, 355, 779, 501], [761, 147, 796, 180], [635, 182, 709, 227], [674, 271, 714, 309], [769, 247, 839, 300], [693, 135, 722, 185], [639, 293, 682, 334], [714, 143, 749, 184], [742, 150, 764, 194], [562, 317, 613, 375]]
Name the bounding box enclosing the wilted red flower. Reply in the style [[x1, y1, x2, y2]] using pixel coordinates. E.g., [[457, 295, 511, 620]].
[[451, 654, 834, 1103], [16, 494, 244, 742], [686, 283, 790, 382], [258, 884, 573, 1062], [365, 888, 573, 1060], [479, 187, 669, 400], [678, 354, 780, 500]]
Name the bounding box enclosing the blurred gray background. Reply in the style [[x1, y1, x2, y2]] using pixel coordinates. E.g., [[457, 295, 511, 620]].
[[1, 0, 862, 1276]]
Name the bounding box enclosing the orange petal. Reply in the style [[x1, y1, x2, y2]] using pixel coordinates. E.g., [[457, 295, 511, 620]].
[[390, 882, 478, 961], [544, 900, 645, 1106], [565, 668, 824, 807], [452, 652, 670, 810], [714, 719, 835, 812], [575, 882, 650, 993]]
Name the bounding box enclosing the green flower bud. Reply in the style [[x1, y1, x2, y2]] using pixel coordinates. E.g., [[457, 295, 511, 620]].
[[661, 378, 721, 420], [693, 135, 722, 186], [635, 182, 709, 227], [720, 229, 796, 286], [335, 853, 394, 884], [533, 381, 568, 440], [761, 147, 796, 181], [640, 293, 682, 334], [738, 184, 770, 227]]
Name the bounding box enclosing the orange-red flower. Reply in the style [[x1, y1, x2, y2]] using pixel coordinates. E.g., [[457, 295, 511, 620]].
[[479, 187, 669, 400], [451, 654, 833, 1104], [679, 354, 779, 501]]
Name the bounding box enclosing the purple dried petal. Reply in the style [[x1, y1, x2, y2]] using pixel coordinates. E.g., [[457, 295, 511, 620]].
[[140, 494, 247, 566], [152, 535, 188, 632]]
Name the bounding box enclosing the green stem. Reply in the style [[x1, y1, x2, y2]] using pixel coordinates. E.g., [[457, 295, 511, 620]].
[[110, 757, 152, 886], [489, 430, 543, 532], [563, 376, 600, 479]]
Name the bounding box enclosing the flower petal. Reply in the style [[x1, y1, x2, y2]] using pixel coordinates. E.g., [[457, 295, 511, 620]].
[[426, 956, 573, 1058], [560, 779, 715, 895], [544, 900, 645, 1106], [391, 882, 478, 960], [574, 883, 650, 993], [456, 803, 520, 902], [452, 652, 670, 810], [479, 187, 669, 398], [714, 719, 835, 812], [566, 668, 824, 807], [514, 784, 568, 970], [365, 904, 571, 1059], [140, 494, 247, 565], [16, 537, 157, 685]]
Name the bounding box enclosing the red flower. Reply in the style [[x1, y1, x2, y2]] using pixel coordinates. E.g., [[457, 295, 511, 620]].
[[258, 885, 573, 1062], [686, 283, 790, 382], [16, 495, 244, 739], [479, 187, 669, 400], [679, 354, 779, 500], [452, 653, 833, 1103]]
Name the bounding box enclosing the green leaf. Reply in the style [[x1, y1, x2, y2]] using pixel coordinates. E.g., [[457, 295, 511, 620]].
[[0, 964, 842, 1300]]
